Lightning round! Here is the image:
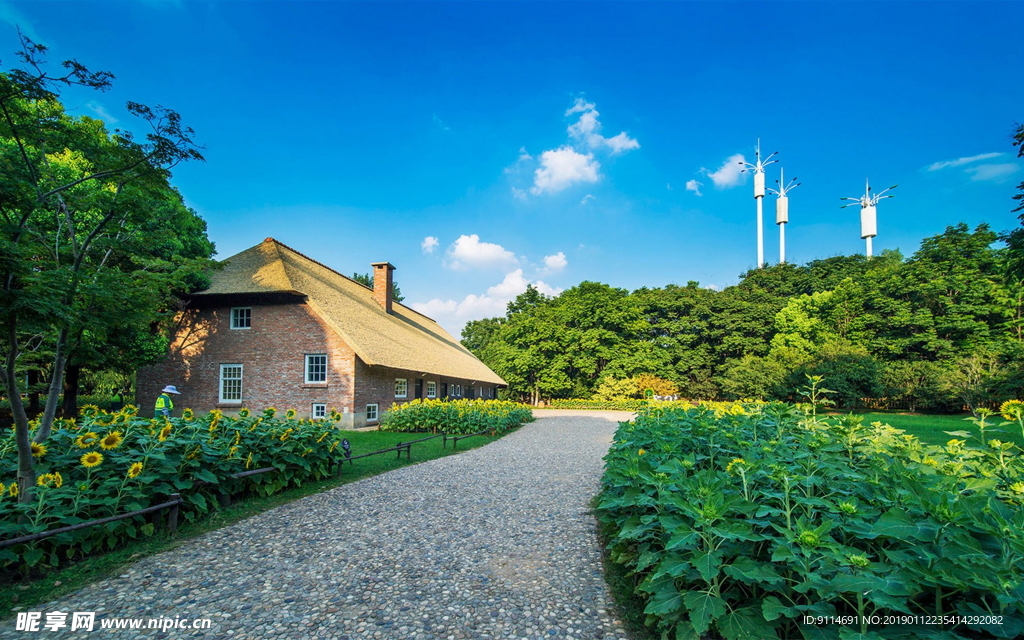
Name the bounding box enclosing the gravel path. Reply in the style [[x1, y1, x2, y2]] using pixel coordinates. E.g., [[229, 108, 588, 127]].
[[3, 410, 634, 639]]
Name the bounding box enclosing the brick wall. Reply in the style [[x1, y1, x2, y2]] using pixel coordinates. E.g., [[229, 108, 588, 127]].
[[138, 301, 356, 421], [139, 299, 502, 429]]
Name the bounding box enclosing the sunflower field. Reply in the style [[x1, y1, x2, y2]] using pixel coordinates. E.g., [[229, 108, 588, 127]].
[[597, 403, 1024, 639], [0, 405, 350, 572], [377, 398, 533, 434]]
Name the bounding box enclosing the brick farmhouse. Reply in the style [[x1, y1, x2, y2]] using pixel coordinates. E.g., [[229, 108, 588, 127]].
[[138, 238, 506, 428]]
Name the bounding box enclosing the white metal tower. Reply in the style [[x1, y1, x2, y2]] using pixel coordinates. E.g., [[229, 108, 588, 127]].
[[768, 168, 800, 264], [841, 180, 896, 258], [740, 140, 778, 268]]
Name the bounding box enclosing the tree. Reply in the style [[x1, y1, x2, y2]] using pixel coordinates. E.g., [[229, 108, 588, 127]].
[[1, 36, 210, 500], [350, 272, 404, 301], [1002, 123, 1024, 280]]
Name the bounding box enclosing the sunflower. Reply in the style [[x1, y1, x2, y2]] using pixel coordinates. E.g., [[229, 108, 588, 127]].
[[1000, 399, 1024, 421], [127, 462, 144, 479], [0, 482, 5, 495], [79, 404, 100, 417], [237, 408, 250, 418], [158, 424, 173, 442], [30, 442, 47, 458], [81, 451, 104, 468], [285, 409, 297, 419], [75, 432, 100, 448], [263, 407, 277, 418], [37, 472, 63, 488], [8, 483, 17, 497], [182, 408, 194, 420], [99, 432, 123, 450]]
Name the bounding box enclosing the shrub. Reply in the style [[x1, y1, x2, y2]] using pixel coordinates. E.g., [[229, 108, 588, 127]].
[[377, 399, 533, 435], [596, 404, 1024, 639]]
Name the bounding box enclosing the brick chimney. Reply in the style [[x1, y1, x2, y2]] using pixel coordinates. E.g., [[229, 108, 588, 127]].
[[370, 262, 395, 313]]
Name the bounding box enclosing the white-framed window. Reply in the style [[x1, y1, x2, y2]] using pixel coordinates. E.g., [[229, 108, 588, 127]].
[[219, 364, 243, 403], [426, 381, 437, 398], [366, 404, 379, 422], [305, 354, 327, 383], [311, 403, 327, 419], [454, 384, 462, 397], [395, 378, 407, 398], [230, 307, 251, 329]]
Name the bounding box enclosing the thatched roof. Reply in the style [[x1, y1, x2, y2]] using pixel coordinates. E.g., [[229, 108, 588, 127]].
[[197, 238, 505, 385]]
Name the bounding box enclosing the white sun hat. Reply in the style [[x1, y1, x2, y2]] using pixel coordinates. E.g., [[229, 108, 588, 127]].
[[161, 385, 181, 395]]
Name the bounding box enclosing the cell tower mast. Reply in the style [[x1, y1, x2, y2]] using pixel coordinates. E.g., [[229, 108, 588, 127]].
[[740, 140, 778, 268], [841, 180, 897, 258], [768, 168, 800, 264]]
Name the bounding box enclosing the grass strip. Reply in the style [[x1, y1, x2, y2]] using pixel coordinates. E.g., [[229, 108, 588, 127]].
[[1, 428, 507, 618]]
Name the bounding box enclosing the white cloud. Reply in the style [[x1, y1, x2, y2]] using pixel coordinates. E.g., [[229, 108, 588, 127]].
[[926, 152, 1003, 171], [603, 131, 641, 154], [542, 252, 568, 273], [685, 179, 703, 196], [514, 98, 638, 199], [505, 147, 533, 174], [703, 154, 747, 189], [580, 194, 595, 205], [565, 98, 596, 115], [421, 236, 439, 254], [85, 101, 118, 124], [411, 269, 563, 335], [965, 163, 1020, 182], [447, 234, 519, 270], [566, 100, 639, 154], [0, 4, 42, 42], [432, 114, 450, 131], [531, 146, 600, 195]]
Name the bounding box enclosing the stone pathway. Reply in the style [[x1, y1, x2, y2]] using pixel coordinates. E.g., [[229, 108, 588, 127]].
[[3, 411, 635, 639]]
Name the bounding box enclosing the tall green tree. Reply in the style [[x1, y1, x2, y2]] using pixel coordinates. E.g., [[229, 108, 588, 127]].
[[1, 36, 211, 500]]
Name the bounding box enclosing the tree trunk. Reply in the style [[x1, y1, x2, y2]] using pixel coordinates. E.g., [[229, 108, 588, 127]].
[[3, 318, 36, 503], [34, 327, 69, 443], [27, 368, 40, 416], [62, 363, 81, 418]]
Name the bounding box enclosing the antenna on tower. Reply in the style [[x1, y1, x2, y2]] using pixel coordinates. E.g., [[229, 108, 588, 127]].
[[841, 180, 896, 258], [768, 168, 800, 264], [739, 139, 779, 268]]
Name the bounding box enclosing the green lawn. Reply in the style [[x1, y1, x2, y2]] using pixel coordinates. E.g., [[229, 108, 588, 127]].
[[843, 412, 1024, 448], [2, 428, 506, 618]]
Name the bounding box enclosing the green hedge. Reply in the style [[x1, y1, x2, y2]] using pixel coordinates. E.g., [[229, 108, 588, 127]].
[[378, 399, 533, 434], [596, 403, 1024, 639]]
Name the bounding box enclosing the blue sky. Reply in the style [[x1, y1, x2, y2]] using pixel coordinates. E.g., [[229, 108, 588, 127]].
[[4, 1, 1023, 336]]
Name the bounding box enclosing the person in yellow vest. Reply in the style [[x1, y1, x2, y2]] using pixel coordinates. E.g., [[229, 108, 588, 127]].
[[155, 385, 181, 418]]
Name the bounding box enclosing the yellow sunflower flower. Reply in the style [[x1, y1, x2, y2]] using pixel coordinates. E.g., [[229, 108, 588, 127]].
[[285, 409, 297, 419], [237, 408, 250, 418], [127, 462, 144, 479], [76, 432, 100, 448], [37, 472, 63, 488], [81, 451, 104, 468], [8, 483, 17, 497], [1000, 399, 1024, 421], [30, 442, 47, 458], [99, 432, 123, 450], [182, 408, 194, 420], [726, 458, 748, 474], [0, 482, 5, 495], [158, 424, 173, 442]]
